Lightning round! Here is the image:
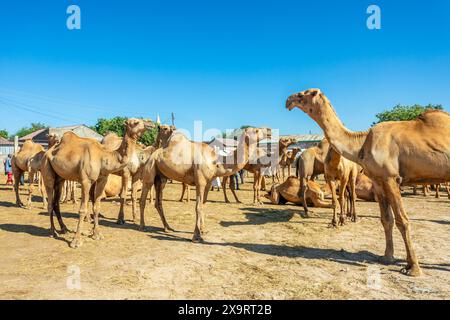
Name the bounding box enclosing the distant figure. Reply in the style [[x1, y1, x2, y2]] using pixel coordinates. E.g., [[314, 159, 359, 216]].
[[4, 154, 13, 185], [238, 169, 245, 184], [232, 172, 240, 190], [211, 177, 221, 191]]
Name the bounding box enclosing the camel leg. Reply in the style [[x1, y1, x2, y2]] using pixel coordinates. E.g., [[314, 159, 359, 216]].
[[154, 176, 174, 232], [91, 176, 108, 240], [287, 166, 291, 178], [222, 176, 231, 203], [252, 172, 259, 204], [423, 185, 429, 196], [300, 177, 309, 217], [329, 180, 339, 227], [39, 173, 48, 209], [349, 174, 357, 222], [26, 169, 36, 209], [131, 176, 140, 223], [375, 186, 395, 265], [70, 179, 91, 249], [179, 183, 186, 202], [229, 176, 242, 203], [139, 182, 151, 231], [383, 178, 422, 276], [282, 166, 285, 181], [435, 184, 440, 199], [261, 176, 266, 192], [338, 176, 349, 226], [53, 178, 69, 234], [412, 185, 417, 195], [446, 183, 450, 199], [193, 182, 206, 242], [43, 169, 57, 237], [203, 181, 212, 204], [117, 173, 129, 225], [13, 168, 25, 207]]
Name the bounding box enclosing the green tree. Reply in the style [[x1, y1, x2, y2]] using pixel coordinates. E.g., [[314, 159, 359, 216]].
[[0, 129, 8, 139], [91, 116, 157, 146], [374, 104, 443, 125], [14, 122, 47, 138]]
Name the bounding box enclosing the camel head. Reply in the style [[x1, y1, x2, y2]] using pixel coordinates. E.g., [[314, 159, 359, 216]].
[[242, 127, 271, 145], [124, 118, 154, 140], [47, 133, 61, 148], [156, 124, 176, 147], [286, 88, 330, 123], [279, 137, 296, 149]]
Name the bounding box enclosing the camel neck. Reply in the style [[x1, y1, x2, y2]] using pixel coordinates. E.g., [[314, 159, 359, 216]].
[[316, 100, 367, 164], [215, 133, 249, 177]]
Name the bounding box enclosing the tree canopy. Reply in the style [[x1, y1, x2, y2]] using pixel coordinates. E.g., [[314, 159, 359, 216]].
[[91, 116, 158, 146], [14, 122, 47, 138], [373, 104, 443, 124], [0, 129, 8, 139]]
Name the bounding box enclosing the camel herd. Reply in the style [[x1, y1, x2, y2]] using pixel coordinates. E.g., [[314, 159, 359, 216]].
[[8, 88, 450, 277]]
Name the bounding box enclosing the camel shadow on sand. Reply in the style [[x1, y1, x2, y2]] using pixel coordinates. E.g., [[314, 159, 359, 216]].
[[150, 232, 450, 273], [0, 223, 51, 237], [220, 207, 297, 227]]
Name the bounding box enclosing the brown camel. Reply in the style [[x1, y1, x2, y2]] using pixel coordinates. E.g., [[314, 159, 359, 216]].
[[41, 118, 153, 248], [11, 133, 60, 208], [101, 124, 175, 224], [264, 177, 332, 208], [139, 127, 271, 242], [279, 147, 301, 180], [295, 139, 330, 216], [286, 88, 450, 276], [324, 147, 359, 227], [355, 172, 376, 202]]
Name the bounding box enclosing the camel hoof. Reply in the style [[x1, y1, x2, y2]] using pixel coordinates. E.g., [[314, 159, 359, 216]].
[[379, 255, 396, 265], [400, 264, 422, 277], [116, 218, 126, 225], [59, 226, 70, 234], [138, 225, 146, 232], [164, 226, 175, 233], [69, 238, 83, 249], [192, 234, 204, 243]]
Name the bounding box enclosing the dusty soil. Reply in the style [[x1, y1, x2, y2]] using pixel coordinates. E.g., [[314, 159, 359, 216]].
[[0, 178, 449, 300]]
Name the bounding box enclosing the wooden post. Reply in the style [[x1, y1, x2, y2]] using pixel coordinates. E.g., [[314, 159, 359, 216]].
[[14, 136, 19, 155]]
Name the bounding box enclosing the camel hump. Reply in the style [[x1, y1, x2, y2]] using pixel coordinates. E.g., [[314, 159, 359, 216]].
[[417, 109, 450, 126]]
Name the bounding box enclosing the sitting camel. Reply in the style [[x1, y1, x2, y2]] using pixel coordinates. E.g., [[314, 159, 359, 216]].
[[287, 88, 450, 276], [355, 172, 376, 202], [279, 147, 301, 181], [41, 118, 153, 248], [264, 177, 332, 208], [324, 147, 359, 227], [12, 133, 60, 208], [101, 124, 175, 224], [139, 127, 271, 242]]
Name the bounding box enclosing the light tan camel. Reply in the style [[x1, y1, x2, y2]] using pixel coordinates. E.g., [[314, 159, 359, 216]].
[[324, 147, 359, 227], [355, 172, 376, 202], [101, 124, 175, 224], [41, 118, 153, 248], [11, 133, 60, 208], [287, 88, 450, 276], [139, 127, 271, 242], [295, 139, 330, 216], [279, 147, 301, 180], [264, 177, 332, 208]]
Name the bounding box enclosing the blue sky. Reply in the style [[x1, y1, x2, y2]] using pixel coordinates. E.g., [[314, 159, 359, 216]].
[[0, 0, 449, 138]]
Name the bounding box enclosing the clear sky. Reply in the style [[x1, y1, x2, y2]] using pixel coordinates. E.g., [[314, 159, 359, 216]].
[[0, 0, 449, 138]]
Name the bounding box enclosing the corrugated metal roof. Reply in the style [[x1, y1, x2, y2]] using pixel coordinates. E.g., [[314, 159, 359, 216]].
[[0, 136, 14, 145], [18, 128, 47, 141], [280, 134, 324, 142]]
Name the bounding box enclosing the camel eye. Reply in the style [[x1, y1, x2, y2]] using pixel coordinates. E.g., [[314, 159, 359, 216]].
[[309, 108, 313, 113]]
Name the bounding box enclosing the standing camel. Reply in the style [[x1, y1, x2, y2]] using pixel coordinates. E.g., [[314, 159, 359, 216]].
[[279, 147, 301, 180], [41, 118, 153, 248], [101, 124, 175, 224], [286, 88, 450, 276], [139, 127, 271, 242], [295, 139, 329, 216], [324, 147, 359, 227], [11, 133, 60, 208]]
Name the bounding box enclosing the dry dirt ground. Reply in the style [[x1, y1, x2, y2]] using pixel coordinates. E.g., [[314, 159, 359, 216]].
[[0, 178, 449, 300]]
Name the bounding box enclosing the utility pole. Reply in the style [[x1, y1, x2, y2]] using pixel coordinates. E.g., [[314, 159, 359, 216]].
[[171, 112, 175, 126]]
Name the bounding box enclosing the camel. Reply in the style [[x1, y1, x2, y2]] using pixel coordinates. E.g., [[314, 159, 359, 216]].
[[324, 147, 359, 227], [11, 133, 60, 208], [139, 127, 271, 242], [61, 181, 78, 204], [279, 147, 301, 180], [286, 88, 450, 276], [221, 137, 295, 205], [41, 118, 153, 248], [264, 177, 332, 208], [101, 124, 175, 224], [412, 183, 450, 199], [355, 172, 376, 202]]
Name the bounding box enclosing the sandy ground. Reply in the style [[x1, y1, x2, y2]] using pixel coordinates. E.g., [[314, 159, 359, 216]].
[[0, 177, 449, 300]]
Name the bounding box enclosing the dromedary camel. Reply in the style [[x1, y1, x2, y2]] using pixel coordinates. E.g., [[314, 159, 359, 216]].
[[286, 88, 450, 276], [324, 147, 359, 227], [279, 147, 301, 180], [139, 127, 271, 242], [264, 177, 332, 208], [101, 124, 175, 224], [355, 172, 377, 202], [41, 118, 153, 248], [12, 133, 60, 208], [221, 137, 295, 204]]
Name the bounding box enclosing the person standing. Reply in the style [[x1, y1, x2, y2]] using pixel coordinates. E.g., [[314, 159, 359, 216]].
[[4, 154, 13, 185]]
